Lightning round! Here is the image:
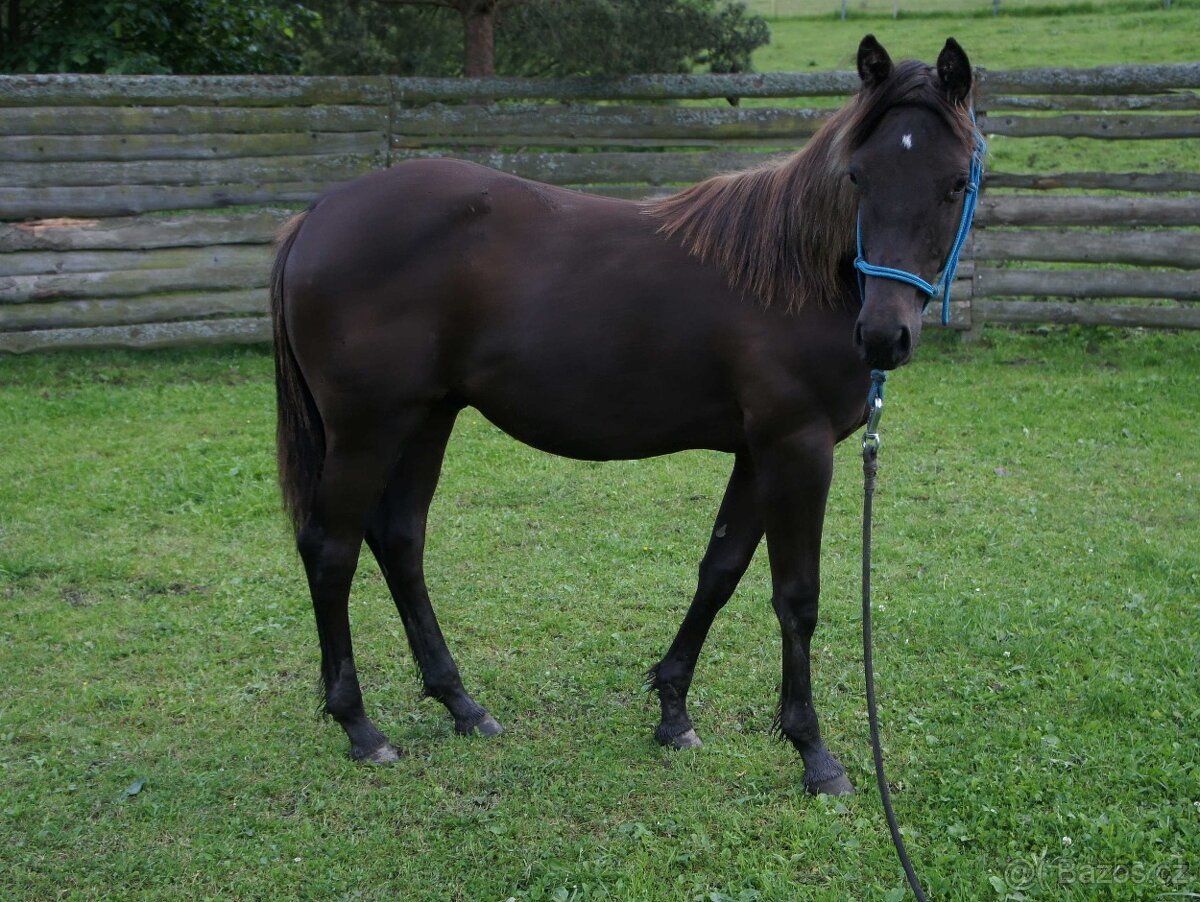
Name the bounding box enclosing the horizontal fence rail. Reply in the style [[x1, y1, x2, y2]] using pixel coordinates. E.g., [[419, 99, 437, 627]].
[[1, 64, 1198, 352]]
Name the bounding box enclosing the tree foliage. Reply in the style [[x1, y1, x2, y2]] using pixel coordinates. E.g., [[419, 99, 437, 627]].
[[0, 0, 312, 73], [497, 0, 771, 77], [1, 0, 770, 76], [294, 0, 771, 78], [291, 2, 462, 77]]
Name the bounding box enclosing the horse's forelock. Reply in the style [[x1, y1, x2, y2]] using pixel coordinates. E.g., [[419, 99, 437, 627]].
[[848, 59, 977, 152]]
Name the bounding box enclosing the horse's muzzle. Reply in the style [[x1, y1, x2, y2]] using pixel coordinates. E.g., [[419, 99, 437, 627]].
[[854, 320, 913, 370]]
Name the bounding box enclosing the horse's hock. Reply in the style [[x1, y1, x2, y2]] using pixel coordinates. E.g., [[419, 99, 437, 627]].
[[1, 64, 1198, 353]]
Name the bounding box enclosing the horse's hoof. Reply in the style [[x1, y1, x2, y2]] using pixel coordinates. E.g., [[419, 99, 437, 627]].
[[474, 714, 504, 737], [807, 772, 856, 796], [657, 726, 703, 750], [356, 742, 401, 765], [457, 713, 504, 737]]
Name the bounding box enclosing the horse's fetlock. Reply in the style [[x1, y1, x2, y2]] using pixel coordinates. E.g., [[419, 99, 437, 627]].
[[325, 678, 364, 721], [777, 705, 818, 744], [651, 661, 690, 693]]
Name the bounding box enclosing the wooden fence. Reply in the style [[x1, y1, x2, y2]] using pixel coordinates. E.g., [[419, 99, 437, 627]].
[[1, 65, 1197, 353]]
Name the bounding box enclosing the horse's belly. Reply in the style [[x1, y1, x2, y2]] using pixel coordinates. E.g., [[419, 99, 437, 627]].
[[463, 351, 743, 460]]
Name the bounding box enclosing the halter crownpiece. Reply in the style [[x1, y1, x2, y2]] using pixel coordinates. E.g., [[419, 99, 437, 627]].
[[854, 114, 987, 326]]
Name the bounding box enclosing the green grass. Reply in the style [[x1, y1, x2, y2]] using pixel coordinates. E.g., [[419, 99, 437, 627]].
[[755, 5, 1198, 70], [2, 328, 1199, 901], [744, 0, 1178, 17]]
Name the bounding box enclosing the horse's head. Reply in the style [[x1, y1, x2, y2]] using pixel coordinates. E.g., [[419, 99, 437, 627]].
[[848, 35, 978, 370]]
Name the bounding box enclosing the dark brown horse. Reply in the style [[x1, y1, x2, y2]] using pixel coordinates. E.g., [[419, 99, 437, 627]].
[[271, 36, 977, 795]]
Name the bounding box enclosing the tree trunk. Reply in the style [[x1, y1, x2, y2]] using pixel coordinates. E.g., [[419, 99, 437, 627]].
[[3, 0, 22, 56], [462, 0, 497, 78]]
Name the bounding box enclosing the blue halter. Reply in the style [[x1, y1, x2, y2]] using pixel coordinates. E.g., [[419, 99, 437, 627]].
[[854, 120, 987, 326]]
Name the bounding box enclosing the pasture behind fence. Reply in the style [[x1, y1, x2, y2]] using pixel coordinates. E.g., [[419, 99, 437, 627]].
[[742, 0, 1175, 16], [0, 64, 1197, 353]]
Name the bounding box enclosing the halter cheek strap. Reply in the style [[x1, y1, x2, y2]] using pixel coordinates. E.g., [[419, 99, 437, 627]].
[[854, 119, 987, 326]]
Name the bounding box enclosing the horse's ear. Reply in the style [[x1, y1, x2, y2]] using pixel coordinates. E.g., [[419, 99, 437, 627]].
[[857, 34, 892, 89], [937, 37, 972, 105]]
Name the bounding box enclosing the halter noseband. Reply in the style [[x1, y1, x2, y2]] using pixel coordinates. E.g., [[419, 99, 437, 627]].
[[854, 117, 987, 326]]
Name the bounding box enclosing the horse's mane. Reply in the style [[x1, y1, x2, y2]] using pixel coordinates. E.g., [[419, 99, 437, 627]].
[[644, 60, 976, 311]]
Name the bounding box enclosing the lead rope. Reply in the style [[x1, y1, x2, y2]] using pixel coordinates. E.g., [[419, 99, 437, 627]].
[[862, 370, 928, 901]]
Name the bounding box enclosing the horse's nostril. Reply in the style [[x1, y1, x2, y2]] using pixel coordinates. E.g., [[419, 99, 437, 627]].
[[854, 322, 865, 347], [897, 325, 911, 357]]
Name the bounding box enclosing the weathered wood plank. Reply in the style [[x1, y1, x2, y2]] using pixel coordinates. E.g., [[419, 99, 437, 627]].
[[397, 135, 794, 150], [0, 289, 265, 330], [974, 268, 1199, 301], [976, 63, 1200, 96], [386, 64, 1200, 101], [0, 211, 291, 252], [974, 299, 1200, 329], [2, 65, 1195, 109], [921, 295, 972, 330], [564, 184, 673, 200], [0, 74, 390, 107], [392, 72, 860, 102], [0, 316, 271, 353], [978, 196, 1200, 227], [0, 131, 385, 163], [0, 263, 267, 303], [0, 104, 388, 137], [2, 154, 377, 190], [979, 112, 1200, 140], [389, 149, 777, 185], [2, 245, 271, 277], [0, 182, 333, 219], [985, 170, 1200, 192], [981, 92, 1200, 112], [972, 230, 1200, 268], [392, 104, 830, 146]]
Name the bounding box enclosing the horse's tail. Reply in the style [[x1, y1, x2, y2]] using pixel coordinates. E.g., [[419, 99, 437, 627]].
[[270, 210, 323, 535]]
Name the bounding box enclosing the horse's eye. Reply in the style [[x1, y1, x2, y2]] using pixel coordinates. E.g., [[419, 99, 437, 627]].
[[948, 176, 968, 197]]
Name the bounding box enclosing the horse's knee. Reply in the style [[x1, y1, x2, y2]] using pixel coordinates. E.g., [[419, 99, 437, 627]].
[[773, 577, 820, 638], [298, 521, 359, 585], [296, 520, 323, 563], [368, 512, 425, 574], [696, 555, 745, 604]]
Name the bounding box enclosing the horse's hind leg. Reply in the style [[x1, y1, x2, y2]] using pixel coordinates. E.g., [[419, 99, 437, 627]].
[[299, 416, 422, 764], [365, 403, 502, 738], [650, 453, 762, 749]]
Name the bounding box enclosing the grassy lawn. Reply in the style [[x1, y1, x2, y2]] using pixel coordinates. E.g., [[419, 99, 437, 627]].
[[2, 329, 1198, 900], [755, 4, 1199, 70]]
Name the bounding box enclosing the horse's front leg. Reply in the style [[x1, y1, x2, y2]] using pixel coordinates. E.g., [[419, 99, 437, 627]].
[[753, 425, 855, 796], [650, 453, 763, 749]]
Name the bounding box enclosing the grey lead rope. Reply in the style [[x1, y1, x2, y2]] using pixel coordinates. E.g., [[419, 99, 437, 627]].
[[862, 371, 929, 901]]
